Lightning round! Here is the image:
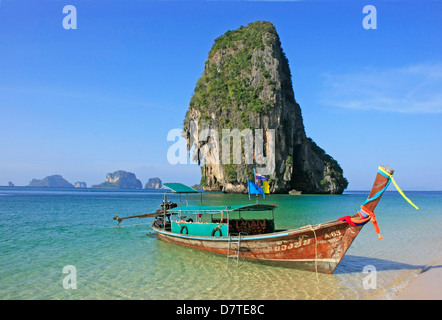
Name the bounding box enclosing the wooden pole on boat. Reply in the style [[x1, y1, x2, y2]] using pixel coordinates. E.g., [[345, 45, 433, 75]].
[[363, 165, 394, 213], [355, 165, 394, 240], [113, 212, 158, 225], [163, 192, 167, 230]]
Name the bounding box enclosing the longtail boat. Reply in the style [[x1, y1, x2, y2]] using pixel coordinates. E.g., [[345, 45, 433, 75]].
[[114, 165, 418, 274]]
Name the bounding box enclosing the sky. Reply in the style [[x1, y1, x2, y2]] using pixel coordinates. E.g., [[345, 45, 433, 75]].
[[0, 0, 441, 190]]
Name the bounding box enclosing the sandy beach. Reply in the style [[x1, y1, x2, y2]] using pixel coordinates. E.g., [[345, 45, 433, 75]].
[[396, 260, 442, 300]]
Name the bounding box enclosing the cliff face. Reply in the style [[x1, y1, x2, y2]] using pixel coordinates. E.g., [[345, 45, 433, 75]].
[[183, 21, 348, 194], [92, 170, 142, 189]]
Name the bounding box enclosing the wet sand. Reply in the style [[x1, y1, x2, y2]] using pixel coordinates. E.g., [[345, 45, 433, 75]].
[[396, 260, 442, 300]]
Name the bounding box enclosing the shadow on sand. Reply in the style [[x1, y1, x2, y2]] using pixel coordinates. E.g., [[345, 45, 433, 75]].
[[334, 255, 442, 274]]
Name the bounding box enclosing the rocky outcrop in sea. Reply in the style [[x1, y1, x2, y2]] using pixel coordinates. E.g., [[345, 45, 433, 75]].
[[183, 21, 348, 194], [92, 170, 142, 189], [74, 182, 87, 188], [28, 175, 74, 188], [144, 177, 162, 189]]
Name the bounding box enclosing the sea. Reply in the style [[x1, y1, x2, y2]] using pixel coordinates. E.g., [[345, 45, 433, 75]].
[[0, 186, 441, 300]]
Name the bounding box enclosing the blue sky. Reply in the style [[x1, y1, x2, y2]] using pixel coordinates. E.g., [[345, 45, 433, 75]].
[[0, 0, 441, 190]]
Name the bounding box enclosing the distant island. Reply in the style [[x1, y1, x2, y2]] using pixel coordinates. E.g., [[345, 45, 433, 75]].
[[28, 175, 74, 188], [16, 171, 163, 190], [92, 170, 143, 189], [144, 177, 162, 189], [74, 182, 87, 188]]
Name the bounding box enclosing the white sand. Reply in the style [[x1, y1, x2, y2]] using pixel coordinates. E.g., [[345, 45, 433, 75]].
[[396, 261, 442, 300]]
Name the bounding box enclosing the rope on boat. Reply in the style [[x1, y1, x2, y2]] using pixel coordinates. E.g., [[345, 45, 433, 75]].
[[308, 224, 321, 283]]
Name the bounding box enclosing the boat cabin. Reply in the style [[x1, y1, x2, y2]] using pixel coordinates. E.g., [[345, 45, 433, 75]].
[[156, 182, 277, 237], [167, 204, 277, 237]]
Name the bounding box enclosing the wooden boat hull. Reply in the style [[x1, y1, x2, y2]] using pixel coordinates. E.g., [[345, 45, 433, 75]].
[[152, 219, 363, 274]]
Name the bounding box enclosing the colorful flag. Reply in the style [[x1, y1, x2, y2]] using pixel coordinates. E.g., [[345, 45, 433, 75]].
[[263, 180, 270, 194], [255, 173, 267, 181], [248, 180, 263, 199]]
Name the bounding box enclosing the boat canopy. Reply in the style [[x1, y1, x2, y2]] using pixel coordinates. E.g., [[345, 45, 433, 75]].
[[168, 203, 278, 214], [163, 183, 198, 194]]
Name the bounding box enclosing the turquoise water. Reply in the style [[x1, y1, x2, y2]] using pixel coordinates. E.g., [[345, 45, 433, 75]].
[[0, 187, 441, 300]]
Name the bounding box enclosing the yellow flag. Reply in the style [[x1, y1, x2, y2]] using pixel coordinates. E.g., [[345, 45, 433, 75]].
[[264, 180, 270, 194]]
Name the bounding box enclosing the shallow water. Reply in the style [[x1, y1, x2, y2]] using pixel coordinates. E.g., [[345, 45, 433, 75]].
[[0, 187, 440, 300]]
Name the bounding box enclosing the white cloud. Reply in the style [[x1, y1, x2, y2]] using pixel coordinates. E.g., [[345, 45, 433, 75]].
[[320, 63, 442, 114]]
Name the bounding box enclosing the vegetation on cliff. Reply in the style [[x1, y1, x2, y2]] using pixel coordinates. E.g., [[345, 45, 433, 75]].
[[185, 21, 291, 130]]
